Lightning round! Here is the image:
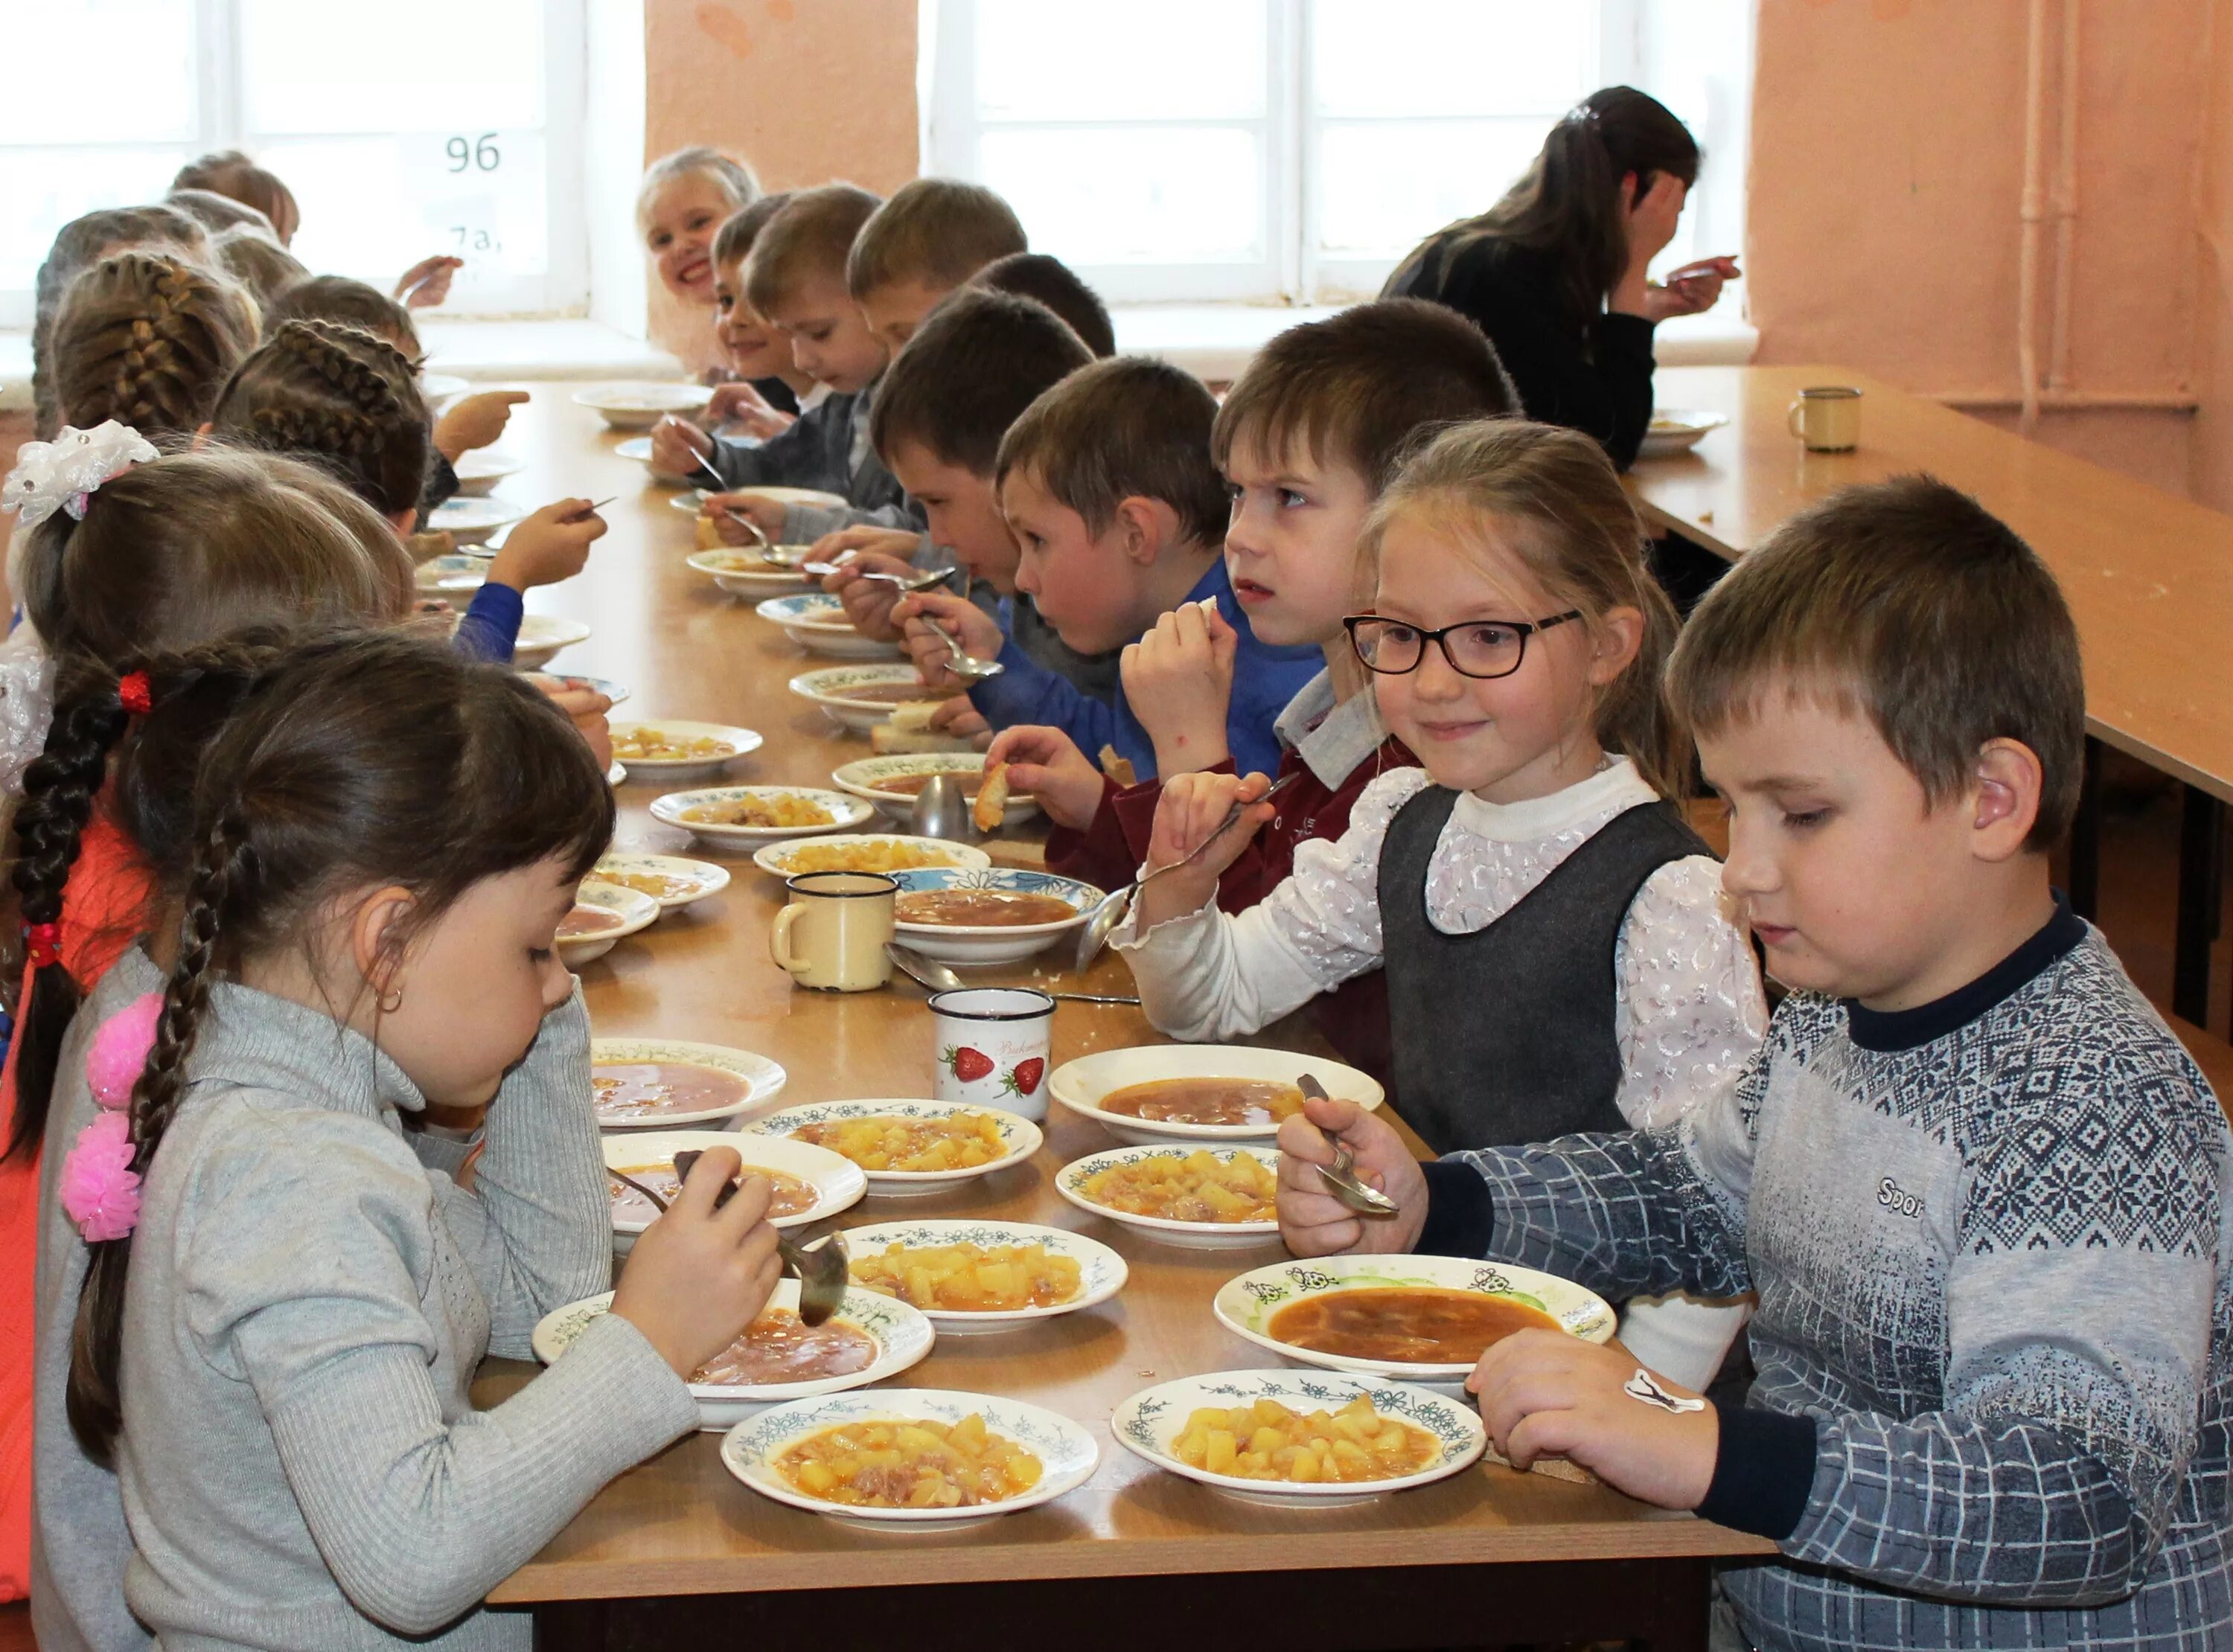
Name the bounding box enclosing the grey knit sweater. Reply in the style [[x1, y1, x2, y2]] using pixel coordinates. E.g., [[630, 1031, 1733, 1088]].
[[33, 953, 695, 1651]]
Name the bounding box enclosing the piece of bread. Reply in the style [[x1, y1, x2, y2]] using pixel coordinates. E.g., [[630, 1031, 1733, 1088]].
[[694, 511, 723, 551], [871, 724, 976, 756], [1097, 744, 1137, 789], [973, 761, 1012, 833], [888, 699, 946, 733]]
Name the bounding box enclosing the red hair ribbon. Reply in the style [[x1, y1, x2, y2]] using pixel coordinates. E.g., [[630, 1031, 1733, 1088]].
[[25, 922, 62, 970], [118, 671, 153, 716]]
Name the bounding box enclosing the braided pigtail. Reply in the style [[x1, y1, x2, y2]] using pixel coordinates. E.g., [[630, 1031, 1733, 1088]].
[[51, 252, 258, 440], [67, 809, 252, 1463], [211, 320, 430, 516]]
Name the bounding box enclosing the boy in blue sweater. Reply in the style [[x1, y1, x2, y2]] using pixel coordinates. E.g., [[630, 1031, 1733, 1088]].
[[1276, 477, 2232, 1651], [894, 356, 1322, 781]]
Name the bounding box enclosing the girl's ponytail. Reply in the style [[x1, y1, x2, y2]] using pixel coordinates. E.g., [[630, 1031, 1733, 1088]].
[[67, 806, 252, 1462]]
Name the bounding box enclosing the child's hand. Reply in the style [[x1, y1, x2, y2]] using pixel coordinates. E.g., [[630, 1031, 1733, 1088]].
[[609, 1147, 783, 1381], [394, 254, 464, 307], [528, 675, 615, 769], [894, 590, 1003, 692], [928, 697, 992, 749], [1275, 1093, 1428, 1256], [985, 726, 1105, 830], [703, 491, 791, 542], [1122, 598, 1237, 777], [433, 389, 530, 462], [706, 382, 796, 441], [1133, 769, 1274, 929], [819, 542, 922, 638], [1469, 1331, 1718, 1510], [487, 499, 608, 593], [651, 415, 713, 479]]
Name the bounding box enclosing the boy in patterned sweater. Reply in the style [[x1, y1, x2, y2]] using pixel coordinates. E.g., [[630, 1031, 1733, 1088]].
[[1277, 476, 2233, 1651]]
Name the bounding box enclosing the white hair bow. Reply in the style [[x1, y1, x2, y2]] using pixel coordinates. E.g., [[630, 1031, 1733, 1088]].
[[1, 421, 160, 530]]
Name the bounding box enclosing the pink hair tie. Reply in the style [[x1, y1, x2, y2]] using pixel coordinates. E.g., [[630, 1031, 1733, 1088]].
[[59, 1112, 141, 1243], [86, 991, 162, 1110]]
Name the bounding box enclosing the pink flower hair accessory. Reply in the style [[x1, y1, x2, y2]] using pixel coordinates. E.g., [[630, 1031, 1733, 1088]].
[[60, 1111, 141, 1243], [86, 991, 163, 1110]]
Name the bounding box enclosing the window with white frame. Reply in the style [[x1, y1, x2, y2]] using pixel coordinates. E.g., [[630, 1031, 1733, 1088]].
[[924, 0, 1751, 306], [0, 0, 586, 327]]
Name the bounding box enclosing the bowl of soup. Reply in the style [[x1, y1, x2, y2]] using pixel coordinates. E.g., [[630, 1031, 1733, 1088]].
[[1050, 1043, 1386, 1144], [829, 755, 1041, 826], [511, 613, 593, 671], [601, 1127, 861, 1249], [608, 720, 763, 782], [881, 868, 1099, 966], [534, 1278, 927, 1428], [571, 381, 714, 430], [753, 593, 903, 661], [558, 880, 659, 967], [788, 665, 953, 732], [1212, 1255, 1616, 1385], [588, 1038, 788, 1130], [686, 547, 816, 599]]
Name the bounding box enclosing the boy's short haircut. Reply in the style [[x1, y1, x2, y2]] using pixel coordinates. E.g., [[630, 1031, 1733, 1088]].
[[997, 356, 1228, 549], [266, 275, 420, 355], [869, 289, 1092, 476], [1213, 298, 1521, 492], [969, 253, 1115, 358], [1667, 474, 2086, 849], [164, 188, 276, 238], [744, 183, 882, 316], [711, 191, 793, 273], [846, 178, 1027, 299], [170, 150, 298, 237]]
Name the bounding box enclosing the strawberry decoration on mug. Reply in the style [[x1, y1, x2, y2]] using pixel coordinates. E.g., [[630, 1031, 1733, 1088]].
[[58, 990, 164, 1243]]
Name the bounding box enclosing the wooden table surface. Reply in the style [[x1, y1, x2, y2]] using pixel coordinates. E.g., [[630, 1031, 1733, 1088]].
[[1628, 364, 2233, 803], [466, 394, 1772, 1616]]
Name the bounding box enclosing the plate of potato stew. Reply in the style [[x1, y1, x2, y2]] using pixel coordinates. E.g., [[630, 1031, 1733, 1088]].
[[1050, 1043, 1387, 1146], [1054, 1143, 1283, 1248], [837, 1219, 1127, 1332], [722, 1389, 1098, 1523], [738, 1099, 1042, 1194], [886, 868, 1102, 967], [1113, 1371, 1486, 1506]]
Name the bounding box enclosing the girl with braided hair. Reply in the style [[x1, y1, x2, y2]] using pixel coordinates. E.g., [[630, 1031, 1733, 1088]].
[[56, 630, 777, 1650], [30, 206, 210, 442], [47, 252, 259, 443]]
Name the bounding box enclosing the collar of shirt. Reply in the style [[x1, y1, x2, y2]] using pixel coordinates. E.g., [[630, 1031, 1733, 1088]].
[[1446, 755, 1655, 845], [1843, 890, 2086, 1052], [796, 381, 834, 413], [1274, 668, 1390, 790]]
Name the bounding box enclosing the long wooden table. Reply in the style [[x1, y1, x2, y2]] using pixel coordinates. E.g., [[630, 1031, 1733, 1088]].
[[470, 394, 1774, 1650], [1630, 365, 2233, 1025]]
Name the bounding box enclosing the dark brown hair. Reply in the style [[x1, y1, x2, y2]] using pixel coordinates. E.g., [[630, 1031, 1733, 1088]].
[[1383, 86, 1699, 330], [266, 275, 421, 355], [996, 356, 1228, 548], [67, 627, 613, 1459], [869, 288, 1091, 476], [209, 227, 310, 320], [711, 191, 793, 273], [171, 150, 298, 242], [1667, 475, 2085, 849], [1361, 420, 1687, 800], [7, 451, 412, 1161], [33, 206, 211, 438], [744, 184, 881, 316], [846, 178, 1027, 299], [50, 252, 259, 438], [969, 253, 1115, 358], [1213, 299, 1521, 492], [211, 320, 432, 519]]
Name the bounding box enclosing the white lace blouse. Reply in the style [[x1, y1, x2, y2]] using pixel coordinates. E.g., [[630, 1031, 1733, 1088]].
[[1114, 758, 1769, 1130], [0, 618, 54, 798]]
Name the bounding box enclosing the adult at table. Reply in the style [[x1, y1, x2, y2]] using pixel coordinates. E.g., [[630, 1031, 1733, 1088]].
[[1381, 86, 1738, 473]]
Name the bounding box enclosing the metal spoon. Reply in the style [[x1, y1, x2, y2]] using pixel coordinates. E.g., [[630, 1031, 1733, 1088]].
[[801, 563, 953, 595], [927, 620, 1005, 682], [884, 941, 1140, 1006], [1298, 1075, 1399, 1219], [1070, 772, 1300, 973], [909, 772, 977, 842], [609, 1159, 850, 1325]]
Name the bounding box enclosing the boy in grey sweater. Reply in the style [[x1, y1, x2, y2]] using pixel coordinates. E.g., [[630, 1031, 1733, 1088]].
[[1274, 477, 2232, 1650]]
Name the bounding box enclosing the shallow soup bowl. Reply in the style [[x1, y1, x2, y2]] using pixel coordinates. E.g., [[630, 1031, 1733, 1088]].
[[1050, 1043, 1385, 1145]]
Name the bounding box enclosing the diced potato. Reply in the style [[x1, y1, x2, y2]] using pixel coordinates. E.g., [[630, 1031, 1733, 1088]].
[[1204, 1430, 1238, 1475], [1166, 1396, 1440, 1486], [1076, 1150, 1278, 1224], [775, 1412, 1042, 1509], [791, 1111, 1009, 1174], [850, 1240, 1085, 1313]]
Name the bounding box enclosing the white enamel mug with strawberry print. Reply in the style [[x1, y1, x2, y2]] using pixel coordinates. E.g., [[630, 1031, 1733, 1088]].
[[927, 987, 1055, 1121]]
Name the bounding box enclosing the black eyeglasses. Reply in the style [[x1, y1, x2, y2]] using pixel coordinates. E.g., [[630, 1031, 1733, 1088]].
[[1343, 611, 1585, 680]]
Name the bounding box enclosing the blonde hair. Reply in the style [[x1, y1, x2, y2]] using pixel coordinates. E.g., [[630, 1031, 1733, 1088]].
[[209, 226, 309, 321], [1363, 420, 1688, 800], [170, 150, 298, 241], [636, 147, 761, 228], [51, 252, 260, 438]]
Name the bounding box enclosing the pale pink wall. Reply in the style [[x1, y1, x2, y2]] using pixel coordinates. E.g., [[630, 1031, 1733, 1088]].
[[1747, 0, 2214, 497], [639, 0, 919, 371]]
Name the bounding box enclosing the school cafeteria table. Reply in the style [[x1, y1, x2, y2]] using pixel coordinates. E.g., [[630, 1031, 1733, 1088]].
[[464, 395, 1774, 1651], [1631, 364, 2233, 1026]]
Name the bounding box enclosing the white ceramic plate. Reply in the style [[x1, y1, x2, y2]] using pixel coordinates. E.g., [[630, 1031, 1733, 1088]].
[[739, 1099, 1042, 1194], [721, 1389, 1098, 1523], [788, 664, 942, 732], [674, 485, 849, 513], [609, 720, 763, 783], [574, 381, 712, 430], [513, 613, 592, 670], [559, 880, 658, 967], [605, 760, 627, 789], [686, 548, 816, 598], [414, 554, 486, 594], [450, 450, 520, 496], [590, 851, 731, 912], [750, 834, 990, 880], [612, 434, 689, 480], [419, 371, 470, 406], [1054, 1144, 1283, 1249], [886, 868, 1100, 967], [601, 1128, 862, 1233], [1638, 409, 1729, 458], [753, 593, 902, 660], [1211, 1253, 1617, 1384], [1050, 1043, 1386, 1146], [534, 1281, 924, 1430], [429, 496, 525, 546], [528, 670, 630, 707], [838, 1219, 1127, 1332], [829, 753, 1041, 825], [648, 785, 875, 848], [589, 1037, 788, 1130], [1111, 1370, 1486, 1506]]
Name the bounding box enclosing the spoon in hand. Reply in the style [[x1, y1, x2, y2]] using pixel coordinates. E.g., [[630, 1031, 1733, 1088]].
[[926, 620, 1004, 682], [1298, 1075, 1399, 1218], [607, 1159, 850, 1325]]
